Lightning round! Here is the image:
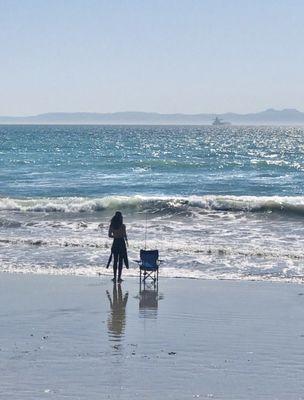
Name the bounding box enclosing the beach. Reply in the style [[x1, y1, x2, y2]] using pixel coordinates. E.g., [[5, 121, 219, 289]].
[[1, 273, 304, 399]]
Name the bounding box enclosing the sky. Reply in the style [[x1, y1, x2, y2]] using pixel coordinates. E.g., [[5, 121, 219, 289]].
[[0, 0, 303, 116]]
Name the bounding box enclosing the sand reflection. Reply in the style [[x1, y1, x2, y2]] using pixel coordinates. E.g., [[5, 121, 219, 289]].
[[106, 284, 128, 343]]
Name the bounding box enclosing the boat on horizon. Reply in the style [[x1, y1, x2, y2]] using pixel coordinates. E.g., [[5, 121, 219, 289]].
[[212, 117, 231, 126]]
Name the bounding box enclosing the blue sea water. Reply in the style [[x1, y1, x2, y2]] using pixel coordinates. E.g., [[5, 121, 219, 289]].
[[1, 125, 304, 281]]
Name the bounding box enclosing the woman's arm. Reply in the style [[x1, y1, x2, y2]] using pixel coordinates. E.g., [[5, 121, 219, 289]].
[[123, 224, 128, 246], [108, 226, 113, 238]]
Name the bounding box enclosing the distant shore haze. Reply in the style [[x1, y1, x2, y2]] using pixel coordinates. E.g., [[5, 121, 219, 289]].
[[1, 108, 304, 125]]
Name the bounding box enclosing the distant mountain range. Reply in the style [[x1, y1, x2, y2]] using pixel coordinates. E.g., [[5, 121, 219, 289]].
[[1, 108, 304, 125]]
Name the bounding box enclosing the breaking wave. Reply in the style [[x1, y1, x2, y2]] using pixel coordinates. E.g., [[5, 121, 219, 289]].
[[1, 236, 304, 261], [1, 195, 304, 215]]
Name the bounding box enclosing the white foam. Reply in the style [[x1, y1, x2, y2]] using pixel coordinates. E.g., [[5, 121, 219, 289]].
[[2, 195, 304, 283], [1, 261, 303, 284]]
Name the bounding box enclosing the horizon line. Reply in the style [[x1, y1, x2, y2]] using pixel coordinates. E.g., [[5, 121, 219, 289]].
[[0, 107, 303, 118]]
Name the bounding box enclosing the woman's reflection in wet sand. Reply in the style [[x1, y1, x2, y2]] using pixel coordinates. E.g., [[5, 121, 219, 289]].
[[106, 284, 129, 344]]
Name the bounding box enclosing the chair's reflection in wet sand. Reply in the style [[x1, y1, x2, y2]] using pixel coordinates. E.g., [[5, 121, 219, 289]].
[[139, 281, 163, 319], [106, 284, 128, 343]]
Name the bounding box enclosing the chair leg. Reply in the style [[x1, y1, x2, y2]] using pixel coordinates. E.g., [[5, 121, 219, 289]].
[[140, 269, 159, 284]]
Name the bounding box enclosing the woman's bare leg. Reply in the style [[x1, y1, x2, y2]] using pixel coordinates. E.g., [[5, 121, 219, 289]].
[[118, 255, 123, 282], [113, 253, 118, 282]]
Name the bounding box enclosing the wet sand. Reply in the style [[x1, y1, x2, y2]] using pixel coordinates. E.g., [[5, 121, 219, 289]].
[[1, 273, 304, 399]]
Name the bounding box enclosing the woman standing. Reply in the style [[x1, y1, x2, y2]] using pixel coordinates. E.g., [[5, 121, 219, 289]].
[[108, 211, 129, 282]]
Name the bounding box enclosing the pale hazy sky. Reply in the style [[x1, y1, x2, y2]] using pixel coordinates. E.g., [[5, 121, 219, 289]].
[[0, 0, 303, 116]]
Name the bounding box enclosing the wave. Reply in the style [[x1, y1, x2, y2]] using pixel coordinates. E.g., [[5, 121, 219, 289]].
[[1, 258, 303, 284], [0, 218, 22, 228], [1, 195, 304, 215], [0, 237, 108, 248], [1, 236, 304, 262]]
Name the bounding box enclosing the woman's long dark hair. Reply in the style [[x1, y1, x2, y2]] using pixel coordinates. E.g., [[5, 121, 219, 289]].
[[110, 211, 123, 230]]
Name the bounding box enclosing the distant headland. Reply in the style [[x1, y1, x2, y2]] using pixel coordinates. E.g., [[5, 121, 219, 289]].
[[1, 108, 304, 125]]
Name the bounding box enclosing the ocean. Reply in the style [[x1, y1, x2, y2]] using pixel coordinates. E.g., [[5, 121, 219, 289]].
[[1, 124, 304, 282]]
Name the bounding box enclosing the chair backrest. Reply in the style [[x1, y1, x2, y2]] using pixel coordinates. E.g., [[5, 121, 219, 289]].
[[140, 249, 159, 268]]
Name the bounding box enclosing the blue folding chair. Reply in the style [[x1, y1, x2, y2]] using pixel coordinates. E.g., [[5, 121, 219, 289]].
[[136, 250, 160, 284]]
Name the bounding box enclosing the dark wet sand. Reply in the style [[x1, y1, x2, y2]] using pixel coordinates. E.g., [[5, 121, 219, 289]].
[[1, 273, 304, 399]]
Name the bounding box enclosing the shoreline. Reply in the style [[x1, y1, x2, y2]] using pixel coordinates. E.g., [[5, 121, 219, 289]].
[[1, 273, 304, 399], [1, 268, 303, 285]]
